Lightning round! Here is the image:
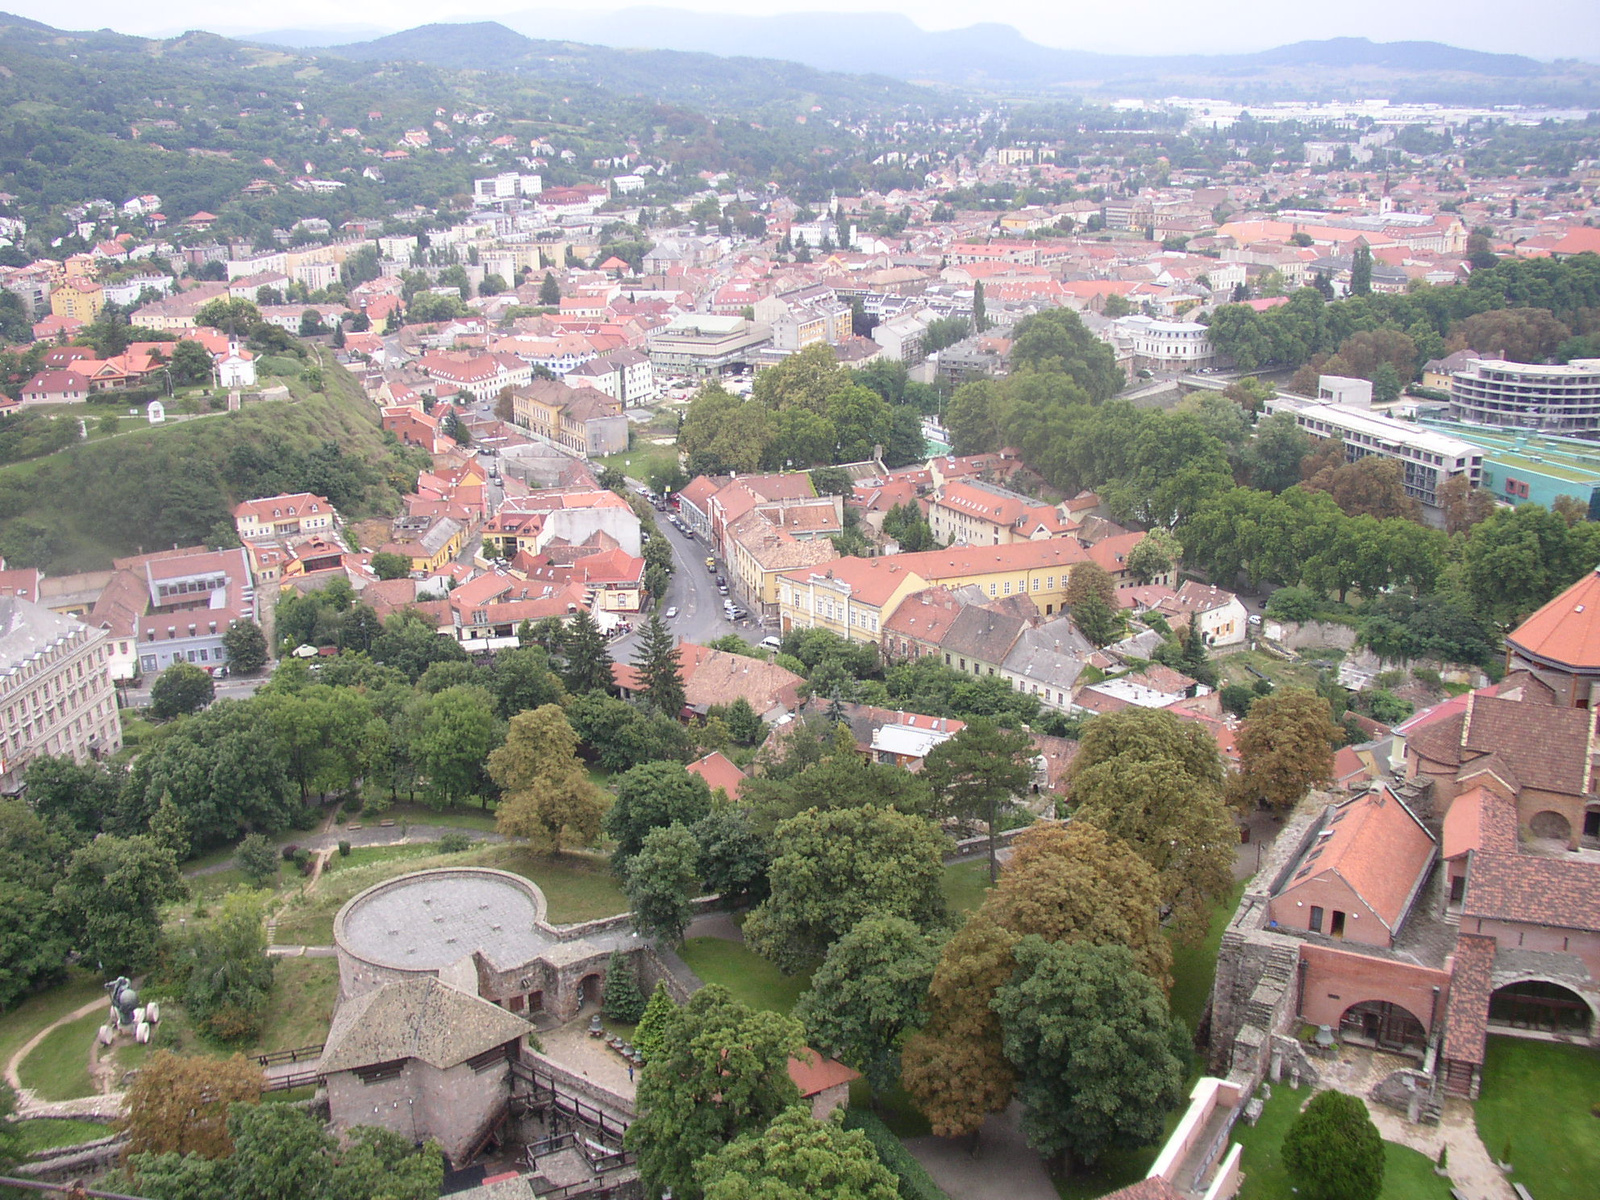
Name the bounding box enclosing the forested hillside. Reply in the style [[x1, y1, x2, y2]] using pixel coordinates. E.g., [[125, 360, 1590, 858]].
[[0, 358, 429, 572]]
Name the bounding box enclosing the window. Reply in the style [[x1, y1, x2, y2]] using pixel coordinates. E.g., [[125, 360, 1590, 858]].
[[354, 1059, 405, 1084], [1309, 906, 1324, 933]]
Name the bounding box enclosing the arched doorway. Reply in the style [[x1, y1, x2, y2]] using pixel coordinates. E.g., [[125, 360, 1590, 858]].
[[1339, 1000, 1428, 1054], [1530, 810, 1572, 842], [1489, 980, 1592, 1035], [578, 973, 603, 1008]]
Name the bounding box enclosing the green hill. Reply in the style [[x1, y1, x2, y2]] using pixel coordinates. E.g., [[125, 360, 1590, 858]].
[[0, 359, 428, 573]]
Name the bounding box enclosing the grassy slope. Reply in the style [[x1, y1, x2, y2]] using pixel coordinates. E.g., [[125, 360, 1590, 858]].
[[677, 938, 813, 1017], [17, 1009, 103, 1101], [0, 358, 408, 573], [0, 972, 104, 1071]]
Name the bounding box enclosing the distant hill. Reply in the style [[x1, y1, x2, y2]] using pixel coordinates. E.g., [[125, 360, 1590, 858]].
[[293, 21, 935, 113], [460, 8, 1600, 104]]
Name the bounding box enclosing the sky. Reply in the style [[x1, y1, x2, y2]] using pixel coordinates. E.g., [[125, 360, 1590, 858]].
[[14, 0, 1600, 63]]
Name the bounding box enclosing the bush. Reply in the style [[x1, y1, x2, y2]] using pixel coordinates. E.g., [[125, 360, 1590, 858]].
[[1220, 682, 1256, 718], [840, 1109, 950, 1200], [1413, 667, 1442, 688], [237, 833, 278, 887], [438, 832, 471, 853], [281, 843, 300, 861], [292, 848, 312, 874], [1281, 1089, 1385, 1200], [337, 840, 351, 857]]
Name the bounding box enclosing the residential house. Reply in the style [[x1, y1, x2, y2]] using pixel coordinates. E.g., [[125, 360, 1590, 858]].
[[482, 489, 640, 561], [686, 750, 748, 799], [836, 703, 965, 770], [560, 348, 656, 407], [381, 513, 466, 574], [233, 493, 337, 541], [510, 379, 628, 456], [777, 558, 930, 644], [927, 478, 1075, 546], [49, 277, 104, 323], [613, 642, 805, 721], [724, 508, 839, 621], [127, 546, 256, 676], [19, 369, 90, 405], [1001, 617, 1094, 712]]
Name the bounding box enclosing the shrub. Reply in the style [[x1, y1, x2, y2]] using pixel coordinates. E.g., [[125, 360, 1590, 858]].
[[292, 848, 311, 874], [1374, 670, 1405, 689], [337, 840, 351, 857], [1281, 1089, 1384, 1200], [438, 832, 471, 853], [840, 1109, 950, 1200], [281, 843, 299, 861], [1413, 667, 1442, 688]]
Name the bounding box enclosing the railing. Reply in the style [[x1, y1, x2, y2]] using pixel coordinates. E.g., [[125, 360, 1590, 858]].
[[261, 1068, 322, 1093], [254, 1043, 325, 1067], [511, 1061, 632, 1141]]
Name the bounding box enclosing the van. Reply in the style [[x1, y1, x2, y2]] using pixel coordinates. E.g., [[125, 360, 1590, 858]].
[[759, 636, 782, 652]]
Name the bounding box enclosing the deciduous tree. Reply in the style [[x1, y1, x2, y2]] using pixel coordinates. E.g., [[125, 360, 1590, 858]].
[[793, 915, 941, 1098], [993, 938, 1187, 1170], [121, 1051, 264, 1158], [1235, 686, 1341, 810], [624, 986, 805, 1200], [624, 823, 700, 945], [744, 806, 949, 973], [489, 705, 606, 854], [150, 661, 214, 719], [606, 760, 713, 862], [54, 834, 181, 973], [220, 619, 269, 674], [922, 718, 1035, 884], [696, 1106, 900, 1200]]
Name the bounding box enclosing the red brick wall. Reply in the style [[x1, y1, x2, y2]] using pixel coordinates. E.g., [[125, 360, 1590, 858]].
[[1269, 876, 1390, 948], [1469, 916, 1600, 983], [1299, 943, 1452, 1032]]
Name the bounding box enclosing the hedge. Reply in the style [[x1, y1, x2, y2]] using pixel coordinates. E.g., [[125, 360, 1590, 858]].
[[841, 1109, 950, 1200]]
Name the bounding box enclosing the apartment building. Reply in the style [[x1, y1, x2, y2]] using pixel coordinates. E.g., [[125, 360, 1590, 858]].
[[1448, 358, 1600, 435], [0, 596, 121, 789], [927, 478, 1074, 546]]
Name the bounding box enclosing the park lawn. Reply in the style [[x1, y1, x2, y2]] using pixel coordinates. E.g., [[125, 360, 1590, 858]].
[[0, 973, 105, 1072], [17, 1009, 103, 1101], [187, 866, 251, 903], [1225, 1085, 1451, 1200], [1475, 1036, 1600, 1200], [10, 1119, 111, 1154], [1217, 649, 1327, 694], [327, 841, 443, 872], [357, 803, 500, 833], [255, 957, 340, 1054], [482, 846, 629, 923], [594, 442, 680, 488], [941, 859, 992, 916], [677, 937, 812, 1017]]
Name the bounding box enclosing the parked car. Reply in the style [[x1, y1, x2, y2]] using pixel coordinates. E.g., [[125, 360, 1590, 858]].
[[718, 584, 729, 595], [664, 606, 679, 619], [759, 636, 783, 651]]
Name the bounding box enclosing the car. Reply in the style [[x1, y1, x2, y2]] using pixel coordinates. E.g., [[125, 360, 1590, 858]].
[[664, 606, 679, 619], [718, 584, 728, 595], [729, 608, 748, 620], [759, 636, 782, 651]]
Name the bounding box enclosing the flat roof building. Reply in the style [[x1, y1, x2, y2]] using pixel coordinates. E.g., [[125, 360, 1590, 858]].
[[1449, 358, 1600, 435]]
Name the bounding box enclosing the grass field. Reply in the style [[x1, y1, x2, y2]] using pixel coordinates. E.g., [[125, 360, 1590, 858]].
[[940, 859, 993, 916], [1227, 1085, 1451, 1200], [594, 441, 680, 487], [1475, 1036, 1600, 1200], [17, 1009, 103, 1101], [9, 1118, 112, 1154], [1170, 879, 1247, 1035], [677, 938, 812, 1017], [0, 973, 104, 1073], [255, 958, 339, 1054]]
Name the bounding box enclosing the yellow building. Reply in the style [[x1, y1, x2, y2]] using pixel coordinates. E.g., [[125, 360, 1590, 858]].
[[777, 558, 929, 643], [51, 278, 105, 323], [726, 509, 839, 620]]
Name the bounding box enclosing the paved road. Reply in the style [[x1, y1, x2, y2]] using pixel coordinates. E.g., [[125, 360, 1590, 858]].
[[611, 484, 756, 661], [120, 672, 268, 708]]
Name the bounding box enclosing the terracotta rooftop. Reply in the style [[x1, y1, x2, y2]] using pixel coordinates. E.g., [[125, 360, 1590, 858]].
[[1459, 693, 1594, 798], [1462, 849, 1600, 934], [1441, 933, 1497, 1067], [1506, 567, 1600, 672], [685, 750, 747, 799], [786, 1048, 860, 1097]]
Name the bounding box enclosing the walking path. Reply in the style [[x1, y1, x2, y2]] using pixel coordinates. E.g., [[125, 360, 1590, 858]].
[[186, 822, 503, 877], [5, 997, 126, 1120], [904, 1103, 1057, 1200]]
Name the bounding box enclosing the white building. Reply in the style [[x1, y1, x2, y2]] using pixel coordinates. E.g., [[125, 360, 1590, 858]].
[[1268, 392, 1483, 507], [0, 597, 121, 789], [1116, 315, 1214, 371], [473, 174, 542, 203], [871, 310, 931, 364], [1449, 358, 1600, 435]]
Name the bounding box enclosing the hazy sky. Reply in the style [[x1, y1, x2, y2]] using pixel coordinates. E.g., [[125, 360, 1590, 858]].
[[22, 0, 1600, 62]]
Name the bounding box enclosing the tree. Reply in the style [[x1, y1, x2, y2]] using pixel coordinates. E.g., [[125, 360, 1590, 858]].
[[121, 1051, 264, 1158], [606, 760, 713, 863], [899, 911, 1019, 1137], [601, 948, 646, 1023], [413, 685, 499, 808], [1235, 686, 1341, 810], [490, 705, 606, 854], [1371, 361, 1402, 405], [560, 610, 614, 695], [971, 279, 989, 333], [793, 915, 941, 1098], [1125, 528, 1180, 585], [1064, 561, 1115, 612], [221, 619, 268, 674], [634, 981, 677, 1063], [1281, 1090, 1386, 1200], [696, 1106, 900, 1200], [1436, 474, 1496, 535], [150, 661, 215, 719], [692, 805, 771, 907], [1067, 708, 1234, 941], [183, 889, 275, 1042], [54, 834, 181, 973], [236, 832, 278, 887], [922, 718, 1035, 884], [993, 938, 1187, 1170], [169, 338, 218, 387], [1071, 591, 1121, 648], [624, 985, 805, 1200], [1244, 411, 1313, 493], [744, 806, 949, 974], [625, 823, 700, 945], [631, 615, 686, 715], [720, 696, 766, 746], [539, 272, 561, 306], [1464, 504, 1600, 628], [1349, 242, 1373, 296], [370, 551, 411, 580]]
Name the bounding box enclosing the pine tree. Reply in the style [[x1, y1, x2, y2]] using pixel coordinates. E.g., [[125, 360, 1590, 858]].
[[634, 981, 678, 1063], [631, 616, 686, 716], [1350, 243, 1373, 296], [539, 272, 561, 306], [602, 949, 646, 1023], [972, 279, 989, 333], [560, 611, 613, 696]]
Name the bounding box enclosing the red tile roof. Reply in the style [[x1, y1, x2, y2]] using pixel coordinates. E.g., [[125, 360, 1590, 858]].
[[1506, 567, 1600, 671], [685, 751, 747, 799], [1441, 933, 1497, 1067], [786, 1048, 859, 1097]]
